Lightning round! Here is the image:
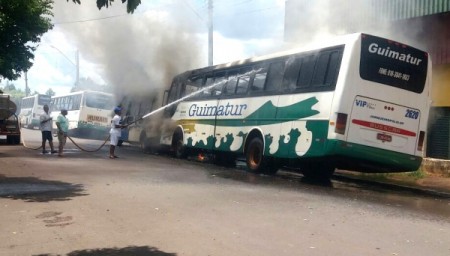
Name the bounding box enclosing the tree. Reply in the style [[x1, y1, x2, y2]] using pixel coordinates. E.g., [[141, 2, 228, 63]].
[[0, 81, 26, 107], [68, 0, 142, 14], [0, 0, 54, 81], [45, 88, 55, 96]]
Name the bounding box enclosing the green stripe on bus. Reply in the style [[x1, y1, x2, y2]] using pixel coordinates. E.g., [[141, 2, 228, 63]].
[[193, 96, 320, 127]]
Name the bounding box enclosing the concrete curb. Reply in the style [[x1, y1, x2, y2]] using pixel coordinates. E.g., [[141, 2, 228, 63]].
[[333, 172, 450, 199], [422, 158, 450, 176]]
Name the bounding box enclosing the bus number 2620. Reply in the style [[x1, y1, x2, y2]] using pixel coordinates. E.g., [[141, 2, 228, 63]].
[[405, 109, 419, 119]]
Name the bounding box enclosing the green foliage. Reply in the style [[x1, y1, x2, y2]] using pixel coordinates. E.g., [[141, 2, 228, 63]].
[[45, 88, 55, 96], [405, 168, 426, 179], [0, 82, 26, 107], [68, 0, 142, 13], [0, 0, 54, 81]]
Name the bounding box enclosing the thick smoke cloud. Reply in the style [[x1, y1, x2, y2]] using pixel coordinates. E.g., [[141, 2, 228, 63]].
[[284, 0, 425, 49], [52, 1, 204, 102]]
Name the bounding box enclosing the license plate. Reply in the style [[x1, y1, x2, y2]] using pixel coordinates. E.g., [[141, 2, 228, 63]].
[[377, 133, 392, 142]]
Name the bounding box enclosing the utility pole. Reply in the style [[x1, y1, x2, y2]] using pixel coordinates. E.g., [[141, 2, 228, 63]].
[[75, 50, 79, 87], [208, 0, 213, 66], [25, 72, 29, 96]]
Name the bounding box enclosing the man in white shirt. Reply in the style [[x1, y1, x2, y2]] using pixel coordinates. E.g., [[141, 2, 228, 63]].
[[109, 107, 125, 159], [39, 104, 57, 154]]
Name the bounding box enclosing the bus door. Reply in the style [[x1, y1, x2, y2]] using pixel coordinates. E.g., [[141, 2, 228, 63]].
[[346, 96, 420, 155]]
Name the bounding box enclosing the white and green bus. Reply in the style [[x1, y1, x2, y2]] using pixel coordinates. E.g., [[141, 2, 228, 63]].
[[50, 90, 115, 138], [19, 94, 51, 129], [158, 33, 431, 178]]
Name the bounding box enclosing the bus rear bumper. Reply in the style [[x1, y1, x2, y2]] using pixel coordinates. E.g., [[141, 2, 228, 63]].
[[324, 140, 422, 173]]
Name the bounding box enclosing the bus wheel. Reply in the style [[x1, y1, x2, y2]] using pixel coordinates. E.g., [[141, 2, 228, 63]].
[[245, 137, 265, 173], [140, 135, 149, 151], [301, 163, 335, 181], [173, 135, 187, 159]]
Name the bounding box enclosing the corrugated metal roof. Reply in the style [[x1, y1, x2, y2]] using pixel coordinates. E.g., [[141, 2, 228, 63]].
[[371, 0, 450, 20]]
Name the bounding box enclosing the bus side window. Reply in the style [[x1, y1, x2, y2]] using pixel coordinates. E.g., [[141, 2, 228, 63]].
[[185, 76, 204, 100], [265, 61, 285, 92], [311, 51, 332, 87], [73, 95, 81, 110], [212, 72, 226, 96], [283, 57, 302, 91], [67, 96, 74, 110], [236, 75, 250, 95], [250, 68, 267, 93], [311, 50, 342, 89], [61, 97, 66, 110], [297, 54, 316, 89], [324, 50, 342, 87], [202, 76, 215, 97], [224, 71, 238, 95], [50, 98, 55, 111]]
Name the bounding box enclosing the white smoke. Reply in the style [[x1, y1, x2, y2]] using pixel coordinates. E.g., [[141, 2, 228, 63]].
[[51, 1, 205, 101]]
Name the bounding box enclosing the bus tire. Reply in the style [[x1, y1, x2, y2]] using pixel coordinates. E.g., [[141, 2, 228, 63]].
[[139, 133, 148, 151], [173, 133, 187, 159], [245, 137, 265, 173]]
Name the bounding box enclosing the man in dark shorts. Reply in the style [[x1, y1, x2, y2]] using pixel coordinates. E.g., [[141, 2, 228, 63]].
[[39, 104, 57, 154]]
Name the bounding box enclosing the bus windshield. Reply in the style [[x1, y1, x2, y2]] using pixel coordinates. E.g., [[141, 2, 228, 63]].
[[37, 94, 51, 106], [359, 34, 428, 93], [85, 93, 114, 110]]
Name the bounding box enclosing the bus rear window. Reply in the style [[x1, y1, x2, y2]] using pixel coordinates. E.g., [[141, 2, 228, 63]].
[[38, 95, 51, 105], [86, 93, 114, 110], [360, 34, 428, 93]]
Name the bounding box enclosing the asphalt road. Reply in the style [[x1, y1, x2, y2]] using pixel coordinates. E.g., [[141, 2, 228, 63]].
[[1, 129, 450, 256]]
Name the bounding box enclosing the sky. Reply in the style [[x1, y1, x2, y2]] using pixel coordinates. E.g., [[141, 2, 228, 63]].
[[1, 0, 286, 99]]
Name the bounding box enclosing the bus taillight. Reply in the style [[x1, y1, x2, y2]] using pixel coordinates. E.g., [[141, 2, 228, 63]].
[[417, 131, 425, 151], [335, 113, 348, 135]]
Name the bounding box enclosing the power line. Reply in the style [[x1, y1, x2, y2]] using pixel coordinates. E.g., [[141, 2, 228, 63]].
[[53, 1, 283, 25], [54, 14, 129, 25]]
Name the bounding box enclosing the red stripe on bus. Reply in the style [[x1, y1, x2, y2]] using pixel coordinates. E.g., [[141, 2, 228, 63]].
[[352, 119, 416, 137]]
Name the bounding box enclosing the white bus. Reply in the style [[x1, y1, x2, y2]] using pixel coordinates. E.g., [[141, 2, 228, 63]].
[[155, 33, 431, 179], [19, 94, 51, 129], [50, 90, 115, 138]]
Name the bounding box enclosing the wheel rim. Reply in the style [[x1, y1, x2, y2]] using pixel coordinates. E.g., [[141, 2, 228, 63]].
[[248, 142, 262, 169]]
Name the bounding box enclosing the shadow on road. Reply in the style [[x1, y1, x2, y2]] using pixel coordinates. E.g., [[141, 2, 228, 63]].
[[0, 174, 87, 202], [33, 246, 177, 256]]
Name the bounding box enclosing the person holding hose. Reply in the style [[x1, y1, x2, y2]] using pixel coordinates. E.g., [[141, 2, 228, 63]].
[[39, 104, 57, 154], [56, 109, 69, 157], [109, 106, 125, 159]]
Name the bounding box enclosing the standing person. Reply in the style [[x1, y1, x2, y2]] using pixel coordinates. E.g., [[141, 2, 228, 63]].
[[55, 109, 69, 157], [39, 104, 57, 154], [109, 107, 124, 159]]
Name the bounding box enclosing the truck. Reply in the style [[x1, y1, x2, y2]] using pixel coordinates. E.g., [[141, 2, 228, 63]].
[[0, 91, 21, 144]]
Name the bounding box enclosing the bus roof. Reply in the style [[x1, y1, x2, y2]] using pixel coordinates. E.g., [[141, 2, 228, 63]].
[[176, 32, 428, 80]]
